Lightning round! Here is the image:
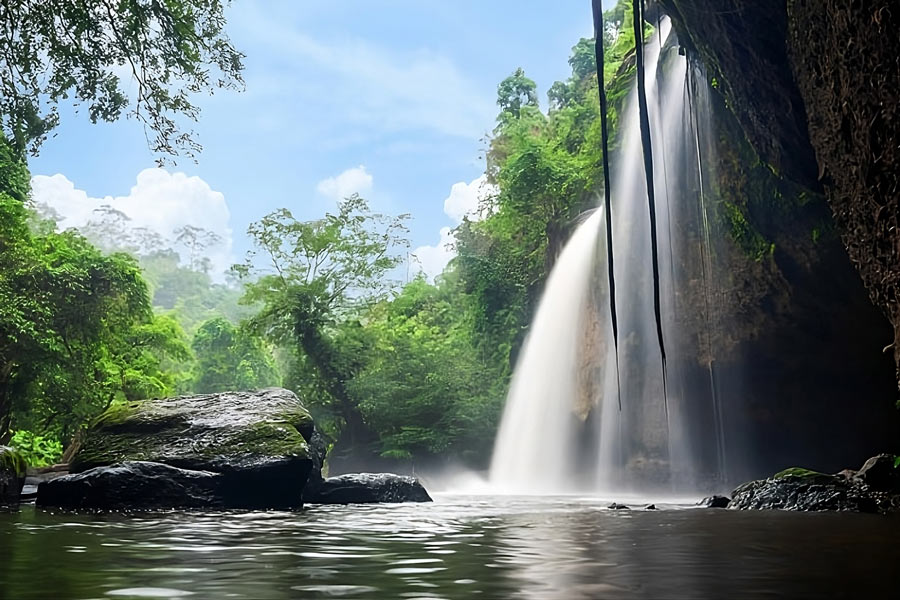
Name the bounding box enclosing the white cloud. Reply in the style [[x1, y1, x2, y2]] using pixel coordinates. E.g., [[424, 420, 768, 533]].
[[443, 174, 495, 224], [31, 169, 234, 279], [316, 165, 373, 201], [412, 175, 497, 281], [412, 227, 456, 282]]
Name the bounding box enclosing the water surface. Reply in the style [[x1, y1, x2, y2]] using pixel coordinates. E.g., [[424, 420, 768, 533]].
[[2, 494, 899, 599]]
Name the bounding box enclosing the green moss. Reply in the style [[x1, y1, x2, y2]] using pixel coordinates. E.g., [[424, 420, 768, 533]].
[[211, 422, 310, 460], [720, 201, 774, 261], [773, 467, 829, 480], [0, 446, 27, 478], [73, 390, 316, 473], [93, 401, 143, 428]]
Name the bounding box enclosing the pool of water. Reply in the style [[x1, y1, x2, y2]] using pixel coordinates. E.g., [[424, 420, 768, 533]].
[[2, 494, 900, 599]]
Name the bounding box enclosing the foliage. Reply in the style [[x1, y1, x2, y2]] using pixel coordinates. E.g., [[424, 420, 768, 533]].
[[0, 137, 191, 444], [0, 0, 244, 160], [349, 277, 504, 462], [192, 317, 280, 393], [0, 7, 652, 468], [497, 67, 539, 121], [62, 203, 249, 334], [9, 430, 62, 467], [238, 195, 410, 447]]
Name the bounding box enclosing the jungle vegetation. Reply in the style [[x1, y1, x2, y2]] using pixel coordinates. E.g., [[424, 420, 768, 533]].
[[0, 0, 638, 468]]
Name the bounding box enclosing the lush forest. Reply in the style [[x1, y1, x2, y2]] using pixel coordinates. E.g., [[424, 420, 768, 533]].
[[0, 1, 642, 469]]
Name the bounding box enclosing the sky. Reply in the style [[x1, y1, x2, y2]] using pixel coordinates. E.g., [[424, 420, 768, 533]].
[[29, 1, 615, 281]]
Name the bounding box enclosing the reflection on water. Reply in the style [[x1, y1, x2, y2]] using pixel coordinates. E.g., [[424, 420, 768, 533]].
[[2, 494, 900, 599]]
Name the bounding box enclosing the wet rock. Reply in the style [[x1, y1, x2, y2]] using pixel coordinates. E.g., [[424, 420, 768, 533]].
[[37, 461, 224, 510], [853, 454, 900, 493], [729, 458, 900, 513], [644, 504, 657, 510], [607, 502, 630, 510], [698, 495, 730, 508], [308, 473, 432, 504], [0, 446, 26, 504], [835, 469, 857, 480], [70, 388, 317, 509], [301, 427, 329, 503]]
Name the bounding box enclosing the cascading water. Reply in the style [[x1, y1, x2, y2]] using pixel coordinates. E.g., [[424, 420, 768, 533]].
[[489, 208, 604, 493], [490, 17, 736, 494]]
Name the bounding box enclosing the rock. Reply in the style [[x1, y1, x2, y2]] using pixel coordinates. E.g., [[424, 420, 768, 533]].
[[698, 495, 730, 508], [853, 454, 900, 493], [607, 502, 630, 510], [0, 446, 26, 504], [37, 461, 224, 510], [644, 504, 657, 510], [835, 469, 857, 480], [67, 388, 317, 509], [301, 427, 329, 503], [308, 473, 432, 504], [728, 462, 900, 513]]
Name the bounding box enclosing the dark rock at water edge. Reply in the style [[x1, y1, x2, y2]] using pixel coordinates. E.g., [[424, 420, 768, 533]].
[[61, 388, 317, 509], [699, 495, 730, 508], [729, 456, 900, 513], [854, 454, 900, 493], [309, 473, 432, 504], [0, 446, 26, 504], [301, 427, 329, 503], [607, 502, 630, 510], [37, 461, 224, 510]]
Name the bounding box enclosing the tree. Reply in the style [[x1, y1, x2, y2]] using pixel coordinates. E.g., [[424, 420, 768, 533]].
[[0, 136, 189, 443], [192, 317, 279, 393], [174, 225, 222, 272], [111, 313, 192, 402], [349, 276, 504, 464], [568, 37, 597, 82], [0, 0, 244, 160], [237, 195, 409, 451], [497, 68, 539, 119]]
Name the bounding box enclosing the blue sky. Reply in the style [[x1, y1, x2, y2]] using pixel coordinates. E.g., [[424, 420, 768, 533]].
[[29, 1, 614, 279]]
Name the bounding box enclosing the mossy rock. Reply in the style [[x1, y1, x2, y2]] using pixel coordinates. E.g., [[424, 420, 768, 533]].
[[0, 445, 26, 504], [69, 388, 318, 509], [773, 467, 829, 480], [0, 446, 26, 478]]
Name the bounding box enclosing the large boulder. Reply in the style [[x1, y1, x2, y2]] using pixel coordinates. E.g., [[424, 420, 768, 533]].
[[0, 445, 26, 504], [37, 461, 223, 510], [729, 461, 900, 513], [64, 388, 319, 509], [308, 473, 432, 504]]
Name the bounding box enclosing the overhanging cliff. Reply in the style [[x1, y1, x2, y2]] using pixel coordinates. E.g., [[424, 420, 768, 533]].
[[659, 0, 900, 391]]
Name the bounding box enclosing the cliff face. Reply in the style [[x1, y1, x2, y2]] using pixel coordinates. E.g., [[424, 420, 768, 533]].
[[659, 0, 900, 392], [785, 0, 900, 385], [568, 18, 898, 482]]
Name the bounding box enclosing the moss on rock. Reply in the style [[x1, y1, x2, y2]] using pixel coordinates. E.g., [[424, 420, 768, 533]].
[[1, 445, 27, 503], [69, 389, 318, 508], [0, 446, 26, 478]]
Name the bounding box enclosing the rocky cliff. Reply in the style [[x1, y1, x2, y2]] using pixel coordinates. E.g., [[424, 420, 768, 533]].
[[658, 0, 900, 392]]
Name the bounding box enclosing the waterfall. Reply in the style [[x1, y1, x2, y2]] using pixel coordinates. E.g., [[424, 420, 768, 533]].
[[489, 208, 603, 493], [490, 16, 735, 494]]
